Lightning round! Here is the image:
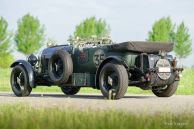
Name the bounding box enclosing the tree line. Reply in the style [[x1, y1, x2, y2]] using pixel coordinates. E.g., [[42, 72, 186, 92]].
[[0, 14, 192, 68]]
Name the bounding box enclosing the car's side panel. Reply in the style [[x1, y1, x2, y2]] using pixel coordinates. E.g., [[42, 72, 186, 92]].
[[71, 73, 95, 86], [72, 47, 107, 73], [72, 46, 139, 74]]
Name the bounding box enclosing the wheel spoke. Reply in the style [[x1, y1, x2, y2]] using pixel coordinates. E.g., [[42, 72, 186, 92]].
[[18, 72, 25, 91], [55, 62, 58, 72], [16, 77, 21, 86], [108, 76, 113, 86], [53, 58, 63, 78]]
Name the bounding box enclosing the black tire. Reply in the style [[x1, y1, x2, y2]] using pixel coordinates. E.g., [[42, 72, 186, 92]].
[[152, 81, 179, 97], [10, 65, 32, 97], [99, 63, 128, 99], [61, 86, 80, 95], [48, 50, 73, 84]]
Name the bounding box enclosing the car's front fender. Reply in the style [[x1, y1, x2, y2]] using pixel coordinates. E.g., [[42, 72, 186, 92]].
[[10, 60, 35, 88]]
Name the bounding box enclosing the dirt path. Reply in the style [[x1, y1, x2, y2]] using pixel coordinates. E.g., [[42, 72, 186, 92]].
[[0, 92, 194, 114]]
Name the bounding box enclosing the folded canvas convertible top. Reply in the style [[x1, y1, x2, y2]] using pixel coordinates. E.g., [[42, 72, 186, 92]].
[[108, 41, 173, 53]]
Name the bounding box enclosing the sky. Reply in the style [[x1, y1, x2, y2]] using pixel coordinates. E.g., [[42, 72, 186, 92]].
[[0, 0, 194, 66]]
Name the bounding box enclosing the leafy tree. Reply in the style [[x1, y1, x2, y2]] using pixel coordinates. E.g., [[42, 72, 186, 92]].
[[15, 13, 45, 55], [174, 22, 192, 59], [148, 17, 175, 42], [72, 16, 110, 40], [148, 17, 192, 66], [0, 16, 13, 68]]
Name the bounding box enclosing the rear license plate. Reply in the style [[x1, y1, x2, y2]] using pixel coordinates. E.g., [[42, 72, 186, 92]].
[[158, 67, 171, 72]]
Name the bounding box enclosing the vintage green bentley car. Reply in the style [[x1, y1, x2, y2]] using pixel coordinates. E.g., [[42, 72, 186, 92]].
[[10, 41, 183, 99]]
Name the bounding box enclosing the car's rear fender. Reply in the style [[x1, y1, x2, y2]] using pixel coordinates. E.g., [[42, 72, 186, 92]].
[[10, 60, 35, 88], [95, 56, 128, 89]]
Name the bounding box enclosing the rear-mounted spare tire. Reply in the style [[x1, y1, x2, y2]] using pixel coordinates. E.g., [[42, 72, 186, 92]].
[[48, 50, 73, 84]]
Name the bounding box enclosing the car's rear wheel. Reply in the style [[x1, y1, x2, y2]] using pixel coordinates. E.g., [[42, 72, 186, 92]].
[[10, 65, 32, 97], [61, 86, 80, 95], [99, 63, 128, 99], [152, 81, 178, 97]]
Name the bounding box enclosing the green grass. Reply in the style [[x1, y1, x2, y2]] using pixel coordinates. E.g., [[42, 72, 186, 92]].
[[0, 104, 193, 129], [177, 68, 194, 94], [0, 68, 11, 91], [0, 68, 194, 94]]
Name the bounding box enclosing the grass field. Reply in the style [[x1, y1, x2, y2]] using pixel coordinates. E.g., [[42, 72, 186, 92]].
[[0, 68, 194, 94], [0, 104, 193, 129]]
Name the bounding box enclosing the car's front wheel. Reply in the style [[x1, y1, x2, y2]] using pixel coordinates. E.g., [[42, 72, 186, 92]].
[[10, 65, 32, 97], [152, 81, 179, 97], [61, 86, 80, 95], [99, 63, 128, 99]]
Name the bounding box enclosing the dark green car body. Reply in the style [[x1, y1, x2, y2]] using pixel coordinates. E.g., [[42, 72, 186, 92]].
[[10, 41, 183, 99]]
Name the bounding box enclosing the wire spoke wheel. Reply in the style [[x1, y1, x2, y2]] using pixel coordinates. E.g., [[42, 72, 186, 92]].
[[11, 65, 32, 97], [99, 63, 128, 100]]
